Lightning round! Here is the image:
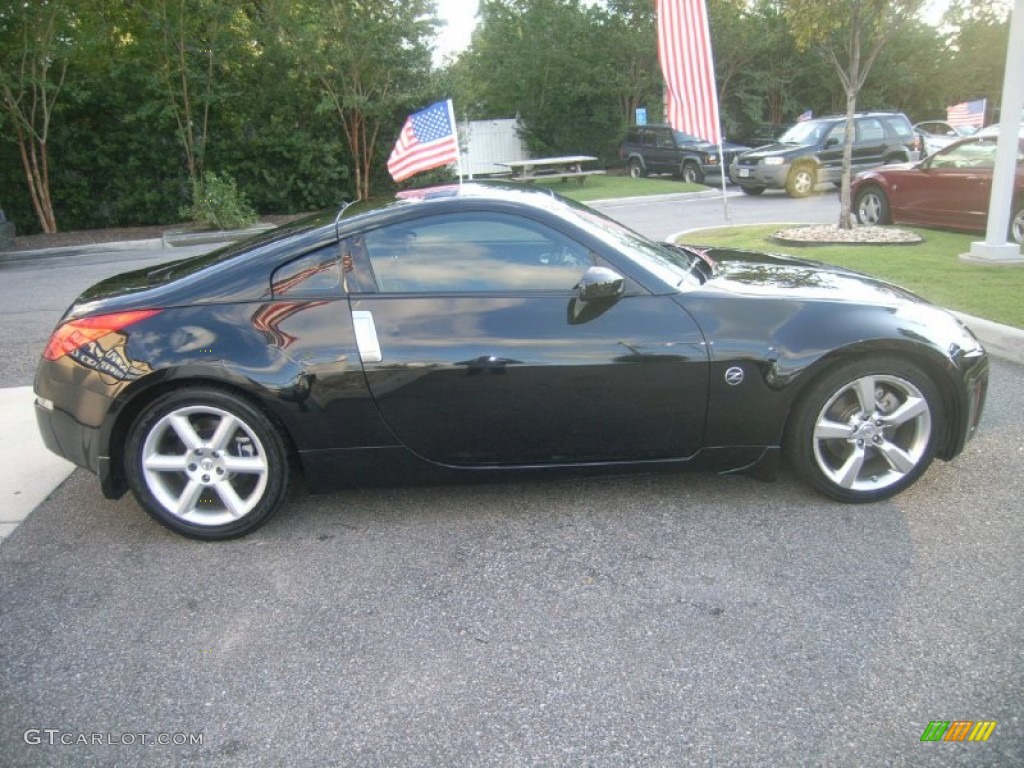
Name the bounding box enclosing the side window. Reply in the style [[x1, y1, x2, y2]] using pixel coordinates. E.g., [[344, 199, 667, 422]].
[[642, 130, 657, 147], [857, 118, 885, 143], [825, 123, 845, 146], [362, 212, 594, 293], [883, 116, 915, 141], [656, 129, 674, 148], [271, 245, 343, 298], [931, 139, 998, 169]]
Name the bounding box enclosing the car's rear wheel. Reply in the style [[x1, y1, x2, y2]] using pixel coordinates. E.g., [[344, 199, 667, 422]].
[[629, 159, 645, 179], [855, 184, 891, 226], [125, 388, 289, 539], [681, 161, 704, 184], [739, 185, 765, 196], [786, 163, 816, 197], [786, 357, 942, 503], [1011, 202, 1023, 244]]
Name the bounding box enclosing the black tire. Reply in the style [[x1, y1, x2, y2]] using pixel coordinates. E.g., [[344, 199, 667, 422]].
[[785, 163, 816, 198], [1010, 202, 1023, 245], [681, 161, 704, 184], [854, 184, 891, 226], [785, 356, 943, 503], [125, 387, 290, 539], [739, 185, 765, 196], [628, 159, 645, 179]]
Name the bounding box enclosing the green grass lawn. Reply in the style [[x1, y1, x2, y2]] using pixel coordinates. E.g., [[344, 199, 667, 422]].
[[676, 224, 1024, 329], [531, 173, 706, 201]]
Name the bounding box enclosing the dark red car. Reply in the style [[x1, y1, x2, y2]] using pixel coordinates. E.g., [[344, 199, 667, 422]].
[[852, 127, 1024, 243]]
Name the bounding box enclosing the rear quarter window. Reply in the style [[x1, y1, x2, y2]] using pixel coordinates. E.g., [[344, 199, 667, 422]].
[[882, 116, 915, 140]]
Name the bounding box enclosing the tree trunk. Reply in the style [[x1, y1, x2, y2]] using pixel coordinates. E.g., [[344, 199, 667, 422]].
[[11, 117, 58, 233]]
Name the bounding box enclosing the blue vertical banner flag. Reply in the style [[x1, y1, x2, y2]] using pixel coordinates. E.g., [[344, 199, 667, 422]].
[[657, 0, 721, 144], [387, 99, 460, 182]]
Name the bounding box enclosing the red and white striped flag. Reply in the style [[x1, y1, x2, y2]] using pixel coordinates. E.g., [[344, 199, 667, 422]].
[[657, 0, 721, 144], [387, 100, 460, 182]]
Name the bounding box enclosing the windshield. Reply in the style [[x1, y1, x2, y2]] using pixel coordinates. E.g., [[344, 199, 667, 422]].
[[557, 198, 704, 289], [778, 121, 829, 145], [673, 130, 701, 144]]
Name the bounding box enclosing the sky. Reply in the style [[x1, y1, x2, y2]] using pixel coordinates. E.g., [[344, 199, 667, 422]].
[[432, 0, 480, 64]]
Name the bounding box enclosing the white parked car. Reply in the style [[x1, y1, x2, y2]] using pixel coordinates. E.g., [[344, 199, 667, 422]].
[[913, 120, 977, 157]]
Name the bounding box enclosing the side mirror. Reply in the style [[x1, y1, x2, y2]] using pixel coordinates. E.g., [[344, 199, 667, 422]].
[[576, 266, 625, 302]]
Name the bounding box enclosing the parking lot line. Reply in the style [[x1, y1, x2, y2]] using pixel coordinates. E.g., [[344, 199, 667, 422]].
[[0, 386, 75, 543]]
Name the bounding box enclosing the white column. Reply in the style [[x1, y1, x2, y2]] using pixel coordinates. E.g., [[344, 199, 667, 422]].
[[964, 0, 1024, 263]]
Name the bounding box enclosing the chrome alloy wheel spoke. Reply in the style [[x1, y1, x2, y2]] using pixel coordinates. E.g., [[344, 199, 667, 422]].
[[141, 405, 269, 526], [812, 373, 932, 492]]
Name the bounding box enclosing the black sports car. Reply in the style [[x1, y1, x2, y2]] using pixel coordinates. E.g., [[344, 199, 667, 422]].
[[35, 183, 989, 539]]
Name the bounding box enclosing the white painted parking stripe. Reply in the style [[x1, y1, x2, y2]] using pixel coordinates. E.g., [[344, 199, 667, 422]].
[[0, 387, 75, 543]]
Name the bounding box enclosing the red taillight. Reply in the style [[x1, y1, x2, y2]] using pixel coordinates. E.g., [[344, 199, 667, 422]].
[[43, 309, 161, 361]]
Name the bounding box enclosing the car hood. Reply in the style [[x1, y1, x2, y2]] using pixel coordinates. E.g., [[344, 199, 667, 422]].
[[690, 139, 749, 153], [737, 142, 806, 159], [696, 247, 925, 306]]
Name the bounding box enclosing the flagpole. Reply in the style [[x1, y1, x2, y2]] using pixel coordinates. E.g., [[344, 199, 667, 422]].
[[446, 99, 463, 187], [718, 142, 730, 222]]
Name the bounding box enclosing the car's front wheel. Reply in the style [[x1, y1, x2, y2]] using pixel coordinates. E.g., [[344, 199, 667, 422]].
[[125, 388, 290, 539], [786, 163, 816, 197], [786, 357, 942, 503], [855, 184, 891, 226], [739, 185, 765, 196]]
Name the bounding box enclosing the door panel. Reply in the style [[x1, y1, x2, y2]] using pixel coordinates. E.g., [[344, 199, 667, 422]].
[[351, 294, 709, 465]]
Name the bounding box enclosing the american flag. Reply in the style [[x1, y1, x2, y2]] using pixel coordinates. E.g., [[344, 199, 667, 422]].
[[946, 99, 986, 130], [387, 100, 460, 182], [657, 0, 721, 144]]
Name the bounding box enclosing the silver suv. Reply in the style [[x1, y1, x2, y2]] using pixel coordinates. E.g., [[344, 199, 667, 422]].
[[729, 112, 920, 197]]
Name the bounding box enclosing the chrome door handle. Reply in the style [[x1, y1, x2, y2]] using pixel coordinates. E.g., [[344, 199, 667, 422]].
[[352, 310, 382, 363]]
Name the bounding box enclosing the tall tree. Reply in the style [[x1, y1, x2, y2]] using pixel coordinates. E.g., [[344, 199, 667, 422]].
[[0, 0, 75, 233], [941, 0, 1011, 121], [142, 0, 256, 189], [784, 0, 923, 228], [604, 0, 662, 126], [267, 0, 437, 199]]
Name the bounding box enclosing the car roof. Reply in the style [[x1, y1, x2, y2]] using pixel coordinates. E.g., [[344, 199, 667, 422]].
[[976, 123, 1024, 138], [334, 181, 582, 232]]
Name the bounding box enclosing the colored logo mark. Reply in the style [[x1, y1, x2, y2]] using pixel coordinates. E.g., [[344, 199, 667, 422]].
[[921, 720, 997, 742]]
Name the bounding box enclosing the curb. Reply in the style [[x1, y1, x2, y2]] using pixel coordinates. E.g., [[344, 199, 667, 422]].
[[953, 312, 1024, 365], [0, 223, 275, 263]]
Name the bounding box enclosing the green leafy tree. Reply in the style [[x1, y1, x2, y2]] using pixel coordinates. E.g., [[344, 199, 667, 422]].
[[784, 0, 923, 228], [604, 0, 662, 126], [266, 0, 438, 199], [461, 0, 627, 159], [940, 1, 1011, 121], [0, 0, 76, 233]]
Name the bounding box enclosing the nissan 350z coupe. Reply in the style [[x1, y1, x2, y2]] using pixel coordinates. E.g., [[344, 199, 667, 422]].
[[35, 183, 989, 539]]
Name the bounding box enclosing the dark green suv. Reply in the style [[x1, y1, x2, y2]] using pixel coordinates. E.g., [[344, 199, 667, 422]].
[[729, 112, 921, 197], [619, 124, 750, 184]]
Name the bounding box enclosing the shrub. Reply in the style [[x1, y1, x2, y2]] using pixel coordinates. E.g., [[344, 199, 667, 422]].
[[180, 172, 258, 230]]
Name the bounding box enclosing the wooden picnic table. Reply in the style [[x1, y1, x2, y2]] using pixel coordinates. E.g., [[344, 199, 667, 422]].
[[499, 155, 606, 184]]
